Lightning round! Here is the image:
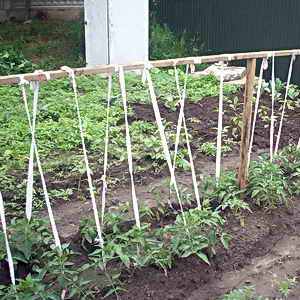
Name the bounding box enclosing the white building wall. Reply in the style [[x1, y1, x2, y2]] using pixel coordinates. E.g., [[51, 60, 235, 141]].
[[85, 0, 149, 66], [108, 0, 149, 65], [84, 0, 108, 66]]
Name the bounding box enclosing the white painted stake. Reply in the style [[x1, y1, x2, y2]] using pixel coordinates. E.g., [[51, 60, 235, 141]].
[[173, 65, 201, 209], [270, 53, 276, 162], [61, 66, 104, 247], [0, 192, 15, 285], [172, 64, 189, 172], [101, 76, 112, 225], [297, 137, 300, 149], [118, 66, 141, 228], [19, 79, 38, 221], [274, 54, 296, 155], [21, 81, 61, 250], [248, 58, 268, 169], [145, 67, 187, 225], [216, 63, 224, 181]]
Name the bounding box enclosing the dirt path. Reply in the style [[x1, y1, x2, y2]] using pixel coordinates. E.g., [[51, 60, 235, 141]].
[[188, 234, 300, 299]]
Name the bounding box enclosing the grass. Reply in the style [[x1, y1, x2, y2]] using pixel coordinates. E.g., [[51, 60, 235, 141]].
[[0, 20, 84, 71]]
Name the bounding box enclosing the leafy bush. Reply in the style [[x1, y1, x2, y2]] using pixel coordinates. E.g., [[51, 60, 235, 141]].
[[0, 219, 93, 299], [275, 145, 300, 176], [0, 48, 36, 76], [164, 208, 230, 264], [0, 218, 52, 265], [248, 157, 288, 208], [202, 171, 249, 214], [199, 141, 232, 157], [150, 23, 200, 60], [275, 145, 300, 196]]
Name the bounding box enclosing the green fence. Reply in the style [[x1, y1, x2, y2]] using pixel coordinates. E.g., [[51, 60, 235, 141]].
[[152, 0, 300, 82]]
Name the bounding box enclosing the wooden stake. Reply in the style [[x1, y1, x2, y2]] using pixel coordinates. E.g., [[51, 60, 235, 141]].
[[1, 49, 300, 86], [238, 59, 256, 189]]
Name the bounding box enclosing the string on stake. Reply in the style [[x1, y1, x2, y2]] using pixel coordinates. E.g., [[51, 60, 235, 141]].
[[274, 54, 297, 155], [101, 76, 112, 225], [216, 62, 224, 181], [172, 62, 188, 173], [270, 53, 276, 162], [19, 77, 34, 221], [248, 58, 268, 169], [61, 66, 104, 247], [144, 65, 187, 226], [173, 63, 201, 209], [118, 66, 141, 228], [0, 192, 15, 285], [23, 70, 51, 221], [19, 77, 61, 250]]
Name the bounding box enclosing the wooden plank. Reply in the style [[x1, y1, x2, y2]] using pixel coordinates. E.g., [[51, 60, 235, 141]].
[[1, 49, 300, 86], [238, 58, 256, 189]]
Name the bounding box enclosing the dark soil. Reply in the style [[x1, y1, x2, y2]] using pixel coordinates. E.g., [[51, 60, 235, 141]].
[[0, 260, 31, 286], [34, 91, 299, 238], [131, 92, 300, 151], [107, 199, 300, 300], [33, 91, 300, 214]]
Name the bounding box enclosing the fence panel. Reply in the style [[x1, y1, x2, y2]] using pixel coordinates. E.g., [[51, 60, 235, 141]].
[[154, 0, 300, 82]]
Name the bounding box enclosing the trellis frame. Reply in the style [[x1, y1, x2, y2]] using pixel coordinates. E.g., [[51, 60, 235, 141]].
[[1, 48, 300, 187]]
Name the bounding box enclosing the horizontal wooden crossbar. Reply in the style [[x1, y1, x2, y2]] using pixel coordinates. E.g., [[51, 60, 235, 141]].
[[1, 49, 300, 86]]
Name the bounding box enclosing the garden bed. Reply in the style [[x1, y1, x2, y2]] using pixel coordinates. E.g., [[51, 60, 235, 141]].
[[105, 198, 300, 300], [0, 67, 300, 299]]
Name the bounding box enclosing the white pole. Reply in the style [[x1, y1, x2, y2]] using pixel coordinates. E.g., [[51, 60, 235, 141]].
[[216, 63, 224, 181], [270, 53, 275, 162]]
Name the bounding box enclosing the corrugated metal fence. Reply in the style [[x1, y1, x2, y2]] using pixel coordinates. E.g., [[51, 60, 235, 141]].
[[153, 0, 300, 82]]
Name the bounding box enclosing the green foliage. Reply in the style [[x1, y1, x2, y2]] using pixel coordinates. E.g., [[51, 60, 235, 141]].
[[199, 141, 232, 157], [0, 20, 84, 72], [0, 66, 241, 216], [278, 276, 297, 298], [164, 208, 230, 264], [2, 218, 52, 264], [0, 48, 36, 76], [0, 218, 95, 299], [275, 145, 300, 176], [187, 74, 240, 102], [248, 157, 288, 208], [150, 23, 203, 60], [41, 245, 95, 299], [221, 286, 264, 300], [0, 274, 57, 300], [202, 171, 249, 214], [276, 146, 300, 196]]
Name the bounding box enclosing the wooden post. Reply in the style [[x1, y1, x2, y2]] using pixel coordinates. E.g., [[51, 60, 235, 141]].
[[238, 58, 256, 189]]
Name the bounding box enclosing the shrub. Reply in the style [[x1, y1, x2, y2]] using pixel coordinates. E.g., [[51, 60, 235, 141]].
[[248, 157, 288, 208], [275, 145, 300, 196], [202, 171, 249, 214], [149, 23, 202, 60], [164, 208, 230, 264], [0, 48, 36, 76]]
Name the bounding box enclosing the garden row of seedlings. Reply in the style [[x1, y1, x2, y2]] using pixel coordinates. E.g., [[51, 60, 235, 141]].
[[0, 55, 300, 298]]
